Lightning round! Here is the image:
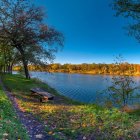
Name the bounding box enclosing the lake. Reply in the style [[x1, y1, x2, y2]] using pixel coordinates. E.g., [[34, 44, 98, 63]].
[[28, 72, 140, 104]]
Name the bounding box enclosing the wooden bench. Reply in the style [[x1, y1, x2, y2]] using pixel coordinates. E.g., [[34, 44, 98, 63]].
[[30, 88, 54, 102]]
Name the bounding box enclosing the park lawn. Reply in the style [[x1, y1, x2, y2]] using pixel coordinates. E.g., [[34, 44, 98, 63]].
[[2, 74, 139, 139], [0, 82, 29, 140]]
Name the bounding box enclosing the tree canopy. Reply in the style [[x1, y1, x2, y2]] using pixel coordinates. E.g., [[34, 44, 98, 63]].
[[0, 0, 64, 78]]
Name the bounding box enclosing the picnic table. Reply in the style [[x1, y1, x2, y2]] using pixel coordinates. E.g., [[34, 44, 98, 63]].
[[30, 88, 54, 102]]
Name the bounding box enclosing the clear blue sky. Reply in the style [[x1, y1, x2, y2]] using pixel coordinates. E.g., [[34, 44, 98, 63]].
[[34, 0, 140, 64]]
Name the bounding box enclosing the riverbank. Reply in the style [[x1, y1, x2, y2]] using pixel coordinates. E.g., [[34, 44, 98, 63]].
[[1, 74, 140, 139], [14, 69, 140, 77], [49, 69, 140, 76], [46, 71, 140, 76]]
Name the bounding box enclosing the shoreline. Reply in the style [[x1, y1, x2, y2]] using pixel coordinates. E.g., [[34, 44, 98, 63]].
[[1, 73, 139, 139], [11, 73, 85, 105], [33, 76, 85, 105], [31, 71, 140, 77], [13, 72, 140, 106]]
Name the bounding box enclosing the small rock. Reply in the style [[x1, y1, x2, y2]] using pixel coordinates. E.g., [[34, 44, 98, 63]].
[[83, 136, 86, 140], [35, 134, 43, 139]]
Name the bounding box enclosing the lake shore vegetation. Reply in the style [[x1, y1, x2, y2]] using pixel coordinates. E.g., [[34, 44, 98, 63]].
[[98, 56, 139, 108], [14, 62, 140, 76], [2, 74, 140, 139]]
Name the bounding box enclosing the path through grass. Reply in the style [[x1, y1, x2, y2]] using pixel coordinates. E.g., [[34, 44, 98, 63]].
[[0, 79, 29, 140]]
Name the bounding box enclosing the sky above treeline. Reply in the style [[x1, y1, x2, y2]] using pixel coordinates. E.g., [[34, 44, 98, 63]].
[[34, 0, 140, 64]]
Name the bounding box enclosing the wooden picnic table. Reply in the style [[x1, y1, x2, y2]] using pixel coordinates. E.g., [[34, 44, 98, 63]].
[[30, 88, 54, 102]]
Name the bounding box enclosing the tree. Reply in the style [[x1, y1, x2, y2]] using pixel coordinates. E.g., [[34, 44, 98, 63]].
[[0, 43, 20, 73], [103, 56, 138, 107], [113, 0, 140, 43], [0, 0, 64, 79]]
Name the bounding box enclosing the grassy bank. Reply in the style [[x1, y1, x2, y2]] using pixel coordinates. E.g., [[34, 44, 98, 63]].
[[2, 74, 140, 139], [0, 81, 29, 139]]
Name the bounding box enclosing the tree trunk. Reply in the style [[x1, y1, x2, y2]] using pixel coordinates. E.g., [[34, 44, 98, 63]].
[[8, 64, 11, 74], [16, 46, 30, 79], [10, 65, 13, 74], [3, 64, 5, 73], [22, 56, 30, 79], [0, 65, 2, 73], [6, 65, 8, 73]]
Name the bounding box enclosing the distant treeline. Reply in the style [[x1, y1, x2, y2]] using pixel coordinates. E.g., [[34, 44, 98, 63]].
[[13, 63, 140, 75]]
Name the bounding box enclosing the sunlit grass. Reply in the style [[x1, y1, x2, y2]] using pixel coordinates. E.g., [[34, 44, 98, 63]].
[[2, 74, 139, 139], [0, 84, 29, 140]]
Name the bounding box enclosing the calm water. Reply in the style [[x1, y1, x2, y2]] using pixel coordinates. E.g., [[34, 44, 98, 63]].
[[28, 72, 140, 103]]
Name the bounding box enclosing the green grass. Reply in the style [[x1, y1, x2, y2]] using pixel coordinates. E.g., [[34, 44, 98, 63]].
[[2, 74, 81, 105], [1, 74, 139, 140], [0, 82, 29, 140]]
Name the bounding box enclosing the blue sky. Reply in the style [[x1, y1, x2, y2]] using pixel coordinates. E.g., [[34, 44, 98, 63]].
[[34, 0, 140, 64]]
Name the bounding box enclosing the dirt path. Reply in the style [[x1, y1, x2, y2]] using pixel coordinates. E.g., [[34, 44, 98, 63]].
[[0, 78, 56, 140]]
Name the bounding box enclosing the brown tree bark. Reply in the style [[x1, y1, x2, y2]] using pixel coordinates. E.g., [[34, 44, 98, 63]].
[[16, 46, 30, 79], [22, 57, 30, 79]]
